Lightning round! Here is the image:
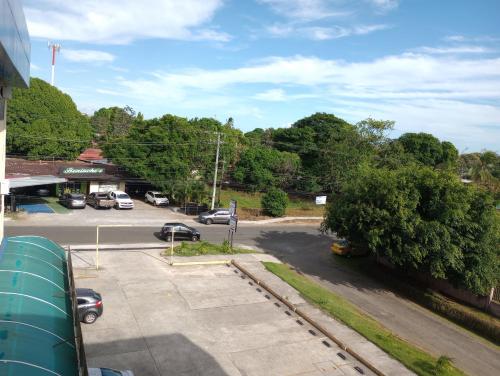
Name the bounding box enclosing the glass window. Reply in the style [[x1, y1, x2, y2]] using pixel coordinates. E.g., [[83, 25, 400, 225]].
[[117, 194, 130, 199]]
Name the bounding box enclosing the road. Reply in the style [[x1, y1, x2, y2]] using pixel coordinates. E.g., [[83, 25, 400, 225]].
[[6, 223, 500, 375]]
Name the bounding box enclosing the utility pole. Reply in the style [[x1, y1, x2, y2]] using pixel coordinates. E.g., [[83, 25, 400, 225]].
[[0, 93, 9, 242], [48, 42, 61, 86], [210, 133, 221, 210]]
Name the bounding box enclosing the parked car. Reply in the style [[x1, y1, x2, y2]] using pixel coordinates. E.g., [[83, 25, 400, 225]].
[[108, 191, 134, 209], [87, 192, 115, 209], [35, 188, 50, 197], [145, 191, 169, 206], [88, 368, 134, 376], [76, 288, 103, 324], [160, 223, 201, 242], [330, 240, 368, 257], [198, 209, 231, 225], [59, 193, 86, 209]]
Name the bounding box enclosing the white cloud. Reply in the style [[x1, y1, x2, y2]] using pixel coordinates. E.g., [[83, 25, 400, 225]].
[[367, 0, 399, 12], [24, 0, 227, 44], [30, 63, 40, 71], [444, 35, 500, 43], [62, 49, 115, 63], [102, 52, 500, 149], [254, 88, 287, 101], [267, 23, 390, 40], [413, 45, 496, 54], [258, 0, 350, 21]]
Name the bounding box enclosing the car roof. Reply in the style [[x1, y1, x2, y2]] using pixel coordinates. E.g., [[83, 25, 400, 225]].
[[111, 190, 127, 194], [76, 288, 98, 296]]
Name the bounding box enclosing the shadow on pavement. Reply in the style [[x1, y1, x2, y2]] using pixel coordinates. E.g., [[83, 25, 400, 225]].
[[85, 333, 229, 376], [253, 229, 389, 294]]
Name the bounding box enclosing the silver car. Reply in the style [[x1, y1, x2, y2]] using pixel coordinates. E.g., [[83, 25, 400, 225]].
[[198, 209, 231, 225], [145, 191, 169, 206]]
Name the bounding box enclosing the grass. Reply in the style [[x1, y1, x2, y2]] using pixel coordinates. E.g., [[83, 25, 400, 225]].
[[263, 261, 467, 376], [163, 240, 256, 257], [219, 188, 324, 218]]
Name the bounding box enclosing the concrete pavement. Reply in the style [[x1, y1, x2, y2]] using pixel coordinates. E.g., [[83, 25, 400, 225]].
[[74, 250, 412, 375], [8, 222, 500, 375]]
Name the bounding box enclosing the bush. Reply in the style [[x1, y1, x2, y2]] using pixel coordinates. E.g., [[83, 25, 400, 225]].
[[261, 187, 289, 217]]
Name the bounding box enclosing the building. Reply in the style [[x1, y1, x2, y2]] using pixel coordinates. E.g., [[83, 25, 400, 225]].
[[6, 157, 129, 196]]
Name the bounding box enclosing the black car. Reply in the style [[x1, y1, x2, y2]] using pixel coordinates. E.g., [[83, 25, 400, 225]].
[[59, 193, 86, 209], [76, 288, 103, 324], [160, 223, 201, 242]]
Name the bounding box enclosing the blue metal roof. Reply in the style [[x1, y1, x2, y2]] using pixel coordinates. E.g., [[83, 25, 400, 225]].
[[0, 236, 79, 376]]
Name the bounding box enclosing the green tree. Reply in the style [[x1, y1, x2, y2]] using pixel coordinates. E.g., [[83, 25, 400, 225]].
[[397, 133, 458, 168], [7, 77, 92, 159], [91, 106, 139, 141], [103, 115, 242, 203], [233, 146, 300, 191], [261, 187, 289, 217], [271, 114, 394, 193], [324, 165, 499, 294]]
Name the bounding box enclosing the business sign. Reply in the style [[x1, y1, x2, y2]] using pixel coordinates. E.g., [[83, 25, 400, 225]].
[[229, 199, 237, 216], [315, 195, 327, 205], [60, 167, 105, 176]]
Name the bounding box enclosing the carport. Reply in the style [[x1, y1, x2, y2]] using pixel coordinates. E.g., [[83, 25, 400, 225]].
[[0, 236, 86, 375]]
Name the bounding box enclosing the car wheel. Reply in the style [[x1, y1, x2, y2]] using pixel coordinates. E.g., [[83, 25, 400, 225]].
[[153, 201, 157, 206], [191, 235, 198, 242], [206, 219, 213, 225], [114, 203, 119, 209], [83, 312, 98, 324]]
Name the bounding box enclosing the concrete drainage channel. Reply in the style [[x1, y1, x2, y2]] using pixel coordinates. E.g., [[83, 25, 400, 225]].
[[230, 260, 384, 376]]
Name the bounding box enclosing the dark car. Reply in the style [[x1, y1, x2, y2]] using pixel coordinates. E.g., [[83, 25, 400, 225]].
[[59, 193, 86, 209], [76, 288, 103, 324], [87, 192, 115, 209], [160, 223, 201, 242]]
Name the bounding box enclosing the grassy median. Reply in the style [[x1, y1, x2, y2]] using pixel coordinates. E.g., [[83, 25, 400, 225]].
[[263, 262, 466, 376], [163, 240, 256, 257]]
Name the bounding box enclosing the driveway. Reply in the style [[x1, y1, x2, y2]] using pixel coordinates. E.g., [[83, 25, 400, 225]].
[[74, 250, 387, 376]]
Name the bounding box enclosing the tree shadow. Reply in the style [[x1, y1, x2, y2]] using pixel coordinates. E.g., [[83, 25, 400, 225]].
[[253, 229, 390, 294]]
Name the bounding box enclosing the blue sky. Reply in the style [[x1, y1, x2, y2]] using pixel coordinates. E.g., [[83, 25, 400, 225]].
[[25, 0, 500, 151]]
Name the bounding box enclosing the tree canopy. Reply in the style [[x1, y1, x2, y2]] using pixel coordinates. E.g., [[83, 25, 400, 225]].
[[6, 77, 92, 159], [324, 165, 499, 294], [91, 105, 141, 141]]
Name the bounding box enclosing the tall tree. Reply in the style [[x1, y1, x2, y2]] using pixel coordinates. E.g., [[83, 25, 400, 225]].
[[6, 77, 92, 160], [324, 165, 499, 294], [91, 106, 138, 141], [397, 132, 458, 168]]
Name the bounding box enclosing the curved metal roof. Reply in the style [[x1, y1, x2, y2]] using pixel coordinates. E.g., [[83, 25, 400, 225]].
[[0, 236, 78, 376]]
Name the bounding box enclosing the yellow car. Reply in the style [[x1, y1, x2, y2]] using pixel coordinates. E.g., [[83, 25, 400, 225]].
[[331, 240, 351, 256]]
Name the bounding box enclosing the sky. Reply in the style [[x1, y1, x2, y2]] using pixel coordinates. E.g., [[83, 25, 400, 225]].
[[24, 0, 500, 152]]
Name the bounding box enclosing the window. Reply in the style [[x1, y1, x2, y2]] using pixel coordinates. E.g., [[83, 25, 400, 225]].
[[77, 298, 86, 305]]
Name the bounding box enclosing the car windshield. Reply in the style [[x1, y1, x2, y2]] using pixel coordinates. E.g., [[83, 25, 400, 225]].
[[117, 194, 130, 199], [70, 194, 84, 199], [154, 193, 167, 198], [207, 210, 217, 214]]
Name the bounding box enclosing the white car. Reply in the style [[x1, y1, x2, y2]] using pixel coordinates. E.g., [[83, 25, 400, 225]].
[[108, 191, 134, 209], [145, 191, 169, 206], [88, 368, 134, 376]]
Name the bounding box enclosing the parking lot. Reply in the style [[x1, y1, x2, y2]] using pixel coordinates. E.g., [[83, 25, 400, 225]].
[[73, 250, 391, 376]]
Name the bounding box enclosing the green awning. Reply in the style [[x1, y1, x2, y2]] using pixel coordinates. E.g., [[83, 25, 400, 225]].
[[0, 236, 79, 376]]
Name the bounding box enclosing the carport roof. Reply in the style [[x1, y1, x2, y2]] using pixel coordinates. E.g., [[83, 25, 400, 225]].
[[7, 175, 67, 188], [0, 236, 78, 376]]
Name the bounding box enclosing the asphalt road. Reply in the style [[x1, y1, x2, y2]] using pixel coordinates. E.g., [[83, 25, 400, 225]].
[[6, 223, 500, 375]]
